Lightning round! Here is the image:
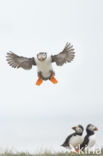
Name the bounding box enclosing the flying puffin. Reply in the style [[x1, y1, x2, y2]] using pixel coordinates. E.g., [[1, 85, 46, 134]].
[[61, 125, 84, 152], [6, 42, 75, 86], [80, 124, 98, 152]]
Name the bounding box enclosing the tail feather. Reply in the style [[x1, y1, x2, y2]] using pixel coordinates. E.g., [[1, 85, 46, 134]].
[[61, 143, 68, 147]]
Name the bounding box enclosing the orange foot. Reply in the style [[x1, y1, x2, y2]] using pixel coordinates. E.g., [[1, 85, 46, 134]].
[[50, 77, 58, 84], [36, 77, 43, 86], [75, 148, 79, 153]]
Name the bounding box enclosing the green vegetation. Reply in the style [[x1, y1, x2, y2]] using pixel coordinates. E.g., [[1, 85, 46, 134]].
[[0, 152, 102, 156]]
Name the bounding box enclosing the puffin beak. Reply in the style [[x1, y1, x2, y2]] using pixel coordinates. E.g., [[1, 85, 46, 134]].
[[94, 127, 98, 131], [40, 57, 43, 61], [72, 126, 76, 130]]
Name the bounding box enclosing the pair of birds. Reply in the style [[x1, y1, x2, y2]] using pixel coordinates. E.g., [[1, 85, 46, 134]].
[[61, 124, 98, 152], [6, 42, 75, 86]]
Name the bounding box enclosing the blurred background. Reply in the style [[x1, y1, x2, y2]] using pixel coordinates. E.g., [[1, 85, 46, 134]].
[[0, 0, 103, 153]]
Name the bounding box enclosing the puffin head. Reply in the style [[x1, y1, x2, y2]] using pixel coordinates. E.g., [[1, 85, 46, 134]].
[[86, 124, 98, 134], [72, 125, 84, 135], [37, 52, 47, 61]]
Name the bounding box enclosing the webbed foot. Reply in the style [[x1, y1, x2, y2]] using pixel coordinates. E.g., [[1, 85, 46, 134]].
[[36, 77, 43, 86], [50, 77, 58, 84]]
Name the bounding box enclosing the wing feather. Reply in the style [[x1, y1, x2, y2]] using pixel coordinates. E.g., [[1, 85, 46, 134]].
[[51, 42, 75, 66], [6, 52, 36, 70], [80, 135, 89, 150], [61, 133, 75, 147]]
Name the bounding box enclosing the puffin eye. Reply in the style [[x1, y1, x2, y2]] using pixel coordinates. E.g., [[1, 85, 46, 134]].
[[89, 125, 94, 131], [43, 54, 46, 58], [38, 55, 41, 59], [78, 127, 82, 132]]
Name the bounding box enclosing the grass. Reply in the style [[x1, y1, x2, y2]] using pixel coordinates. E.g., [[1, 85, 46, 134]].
[[0, 152, 102, 156], [0, 149, 103, 156]]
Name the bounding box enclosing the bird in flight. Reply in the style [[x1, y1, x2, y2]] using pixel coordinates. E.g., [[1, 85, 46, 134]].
[[6, 42, 75, 86]]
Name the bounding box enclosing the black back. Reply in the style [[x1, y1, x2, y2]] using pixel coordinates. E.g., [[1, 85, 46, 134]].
[[61, 133, 76, 147], [80, 128, 94, 150], [80, 135, 89, 150]]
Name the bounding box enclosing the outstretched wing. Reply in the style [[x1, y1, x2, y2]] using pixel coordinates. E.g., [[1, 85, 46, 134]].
[[6, 52, 36, 70], [51, 42, 75, 66]]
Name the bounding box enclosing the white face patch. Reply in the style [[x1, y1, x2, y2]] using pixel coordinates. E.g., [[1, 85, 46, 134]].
[[88, 125, 96, 131], [37, 53, 47, 60], [76, 126, 83, 134], [42, 53, 46, 59]]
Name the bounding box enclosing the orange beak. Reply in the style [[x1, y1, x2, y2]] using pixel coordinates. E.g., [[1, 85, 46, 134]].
[[94, 127, 98, 131], [40, 57, 43, 61], [72, 126, 76, 130]]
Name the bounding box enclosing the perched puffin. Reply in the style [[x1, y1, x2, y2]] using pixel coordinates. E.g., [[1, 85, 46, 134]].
[[80, 124, 98, 151], [61, 125, 84, 152], [6, 42, 75, 86]]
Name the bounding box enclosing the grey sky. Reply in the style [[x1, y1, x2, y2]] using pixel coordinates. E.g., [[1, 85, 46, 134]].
[[0, 0, 103, 153]]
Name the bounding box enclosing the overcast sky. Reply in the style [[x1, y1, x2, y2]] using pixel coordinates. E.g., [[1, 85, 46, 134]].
[[0, 0, 103, 153]]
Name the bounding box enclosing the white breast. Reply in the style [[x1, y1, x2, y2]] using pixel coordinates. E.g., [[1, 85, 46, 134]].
[[35, 57, 53, 78], [87, 135, 96, 148], [70, 135, 84, 148]]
